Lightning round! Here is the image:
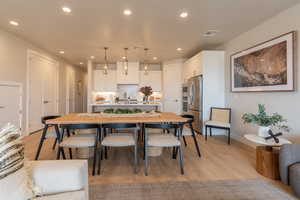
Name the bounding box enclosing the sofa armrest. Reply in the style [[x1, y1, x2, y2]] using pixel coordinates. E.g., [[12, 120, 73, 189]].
[[29, 160, 88, 199], [279, 144, 300, 185]]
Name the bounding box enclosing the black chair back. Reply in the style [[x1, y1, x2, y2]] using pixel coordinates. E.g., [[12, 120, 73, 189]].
[[145, 123, 178, 129], [41, 115, 61, 124], [102, 123, 137, 129], [60, 124, 100, 130]]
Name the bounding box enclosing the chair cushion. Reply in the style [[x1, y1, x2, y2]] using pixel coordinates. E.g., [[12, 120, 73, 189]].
[[60, 136, 95, 148], [36, 190, 86, 200], [148, 134, 180, 147], [101, 134, 135, 147], [0, 123, 34, 200], [205, 120, 230, 128]]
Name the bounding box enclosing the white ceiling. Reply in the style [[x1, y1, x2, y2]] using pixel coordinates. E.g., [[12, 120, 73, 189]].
[[0, 0, 299, 66]]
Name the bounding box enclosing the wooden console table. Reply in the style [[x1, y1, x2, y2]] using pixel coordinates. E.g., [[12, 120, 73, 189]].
[[244, 134, 291, 180], [256, 146, 280, 180]]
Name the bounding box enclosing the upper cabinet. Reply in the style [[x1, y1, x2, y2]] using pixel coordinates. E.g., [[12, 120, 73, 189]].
[[116, 62, 140, 84], [183, 53, 203, 83], [139, 71, 162, 91], [94, 69, 117, 92]]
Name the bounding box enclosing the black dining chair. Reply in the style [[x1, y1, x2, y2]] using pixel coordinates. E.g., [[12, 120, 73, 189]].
[[98, 123, 139, 175], [57, 124, 101, 176], [144, 123, 184, 175], [35, 115, 61, 160], [180, 114, 201, 157]]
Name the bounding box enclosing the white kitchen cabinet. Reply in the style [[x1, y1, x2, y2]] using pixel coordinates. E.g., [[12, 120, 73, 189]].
[[183, 53, 203, 83], [139, 71, 162, 91], [93, 69, 117, 92], [116, 62, 140, 84]]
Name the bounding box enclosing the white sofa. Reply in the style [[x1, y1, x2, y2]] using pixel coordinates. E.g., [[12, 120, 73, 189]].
[[31, 160, 89, 200]]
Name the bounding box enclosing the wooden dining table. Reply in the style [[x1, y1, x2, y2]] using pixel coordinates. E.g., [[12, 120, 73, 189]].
[[45, 112, 188, 143], [45, 112, 188, 125]]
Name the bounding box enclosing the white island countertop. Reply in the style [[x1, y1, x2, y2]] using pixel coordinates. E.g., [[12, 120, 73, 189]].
[[91, 103, 161, 106]]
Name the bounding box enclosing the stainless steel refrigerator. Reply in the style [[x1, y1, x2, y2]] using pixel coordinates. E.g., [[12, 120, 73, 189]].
[[187, 75, 203, 133]]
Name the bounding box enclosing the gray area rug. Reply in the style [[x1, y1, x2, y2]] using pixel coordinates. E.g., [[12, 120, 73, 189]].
[[89, 179, 297, 200]]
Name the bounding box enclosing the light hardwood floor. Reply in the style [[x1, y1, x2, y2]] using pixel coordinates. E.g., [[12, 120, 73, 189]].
[[23, 132, 293, 194]]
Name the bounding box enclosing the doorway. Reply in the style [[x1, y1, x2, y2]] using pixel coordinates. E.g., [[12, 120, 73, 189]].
[[27, 50, 59, 133], [0, 82, 22, 132]]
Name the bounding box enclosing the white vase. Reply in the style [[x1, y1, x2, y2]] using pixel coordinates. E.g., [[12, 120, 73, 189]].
[[258, 126, 270, 137]]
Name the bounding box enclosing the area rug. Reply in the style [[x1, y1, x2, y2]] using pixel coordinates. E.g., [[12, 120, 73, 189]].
[[89, 179, 297, 200]]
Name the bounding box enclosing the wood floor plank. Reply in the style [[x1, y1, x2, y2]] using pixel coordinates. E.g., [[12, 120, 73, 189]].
[[23, 131, 293, 195]]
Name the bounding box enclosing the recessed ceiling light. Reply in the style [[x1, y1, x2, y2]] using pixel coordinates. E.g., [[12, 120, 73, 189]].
[[203, 30, 219, 37], [90, 56, 95, 59], [123, 9, 132, 16], [62, 7, 72, 13], [177, 48, 183, 51], [153, 57, 158, 60], [59, 50, 65, 54], [122, 56, 126, 59], [180, 12, 188, 18], [79, 62, 84, 65], [9, 21, 19, 26]]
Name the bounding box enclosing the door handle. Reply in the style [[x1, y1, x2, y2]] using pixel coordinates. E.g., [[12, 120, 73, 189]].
[[0, 106, 5, 109], [43, 101, 49, 104]]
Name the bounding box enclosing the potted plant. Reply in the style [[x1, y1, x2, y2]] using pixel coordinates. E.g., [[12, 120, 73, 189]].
[[139, 86, 153, 103], [242, 104, 289, 137]]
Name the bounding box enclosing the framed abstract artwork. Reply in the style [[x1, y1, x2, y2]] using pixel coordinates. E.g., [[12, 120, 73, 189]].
[[231, 31, 296, 92]]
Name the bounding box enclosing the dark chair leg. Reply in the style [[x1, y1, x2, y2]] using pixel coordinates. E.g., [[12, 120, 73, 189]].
[[210, 128, 212, 136], [183, 136, 187, 146], [92, 129, 100, 176], [173, 147, 179, 159], [228, 129, 231, 145], [61, 148, 66, 160], [134, 144, 138, 174], [35, 125, 49, 160], [179, 145, 184, 175], [145, 144, 148, 176], [56, 147, 61, 160], [69, 148, 73, 159], [190, 124, 201, 157], [205, 126, 208, 141], [52, 138, 57, 150], [97, 146, 103, 175], [104, 147, 108, 160]]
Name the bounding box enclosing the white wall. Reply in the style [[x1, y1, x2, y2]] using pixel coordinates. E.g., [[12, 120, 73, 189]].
[[218, 2, 300, 146], [0, 28, 86, 133]]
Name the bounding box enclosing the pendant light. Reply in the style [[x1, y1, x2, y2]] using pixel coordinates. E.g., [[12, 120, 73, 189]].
[[123, 48, 129, 75], [143, 48, 149, 75], [103, 47, 109, 75]]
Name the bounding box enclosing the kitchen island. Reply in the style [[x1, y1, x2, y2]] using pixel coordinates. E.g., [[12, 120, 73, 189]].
[[91, 103, 162, 113]]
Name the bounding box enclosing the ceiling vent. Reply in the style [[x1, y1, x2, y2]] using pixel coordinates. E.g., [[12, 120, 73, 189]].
[[203, 30, 219, 37]]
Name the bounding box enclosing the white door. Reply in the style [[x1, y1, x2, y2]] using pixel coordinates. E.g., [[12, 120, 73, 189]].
[[0, 84, 22, 131], [28, 52, 59, 133], [43, 60, 58, 116], [66, 68, 76, 113], [162, 62, 182, 114]]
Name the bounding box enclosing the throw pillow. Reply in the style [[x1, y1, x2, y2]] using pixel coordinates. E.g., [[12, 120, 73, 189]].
[[0, 123, 34, 200]]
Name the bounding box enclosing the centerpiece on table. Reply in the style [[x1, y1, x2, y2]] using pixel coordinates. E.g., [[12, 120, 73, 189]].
[[139, 86, 153, 103], [242, 104, 289, 137]]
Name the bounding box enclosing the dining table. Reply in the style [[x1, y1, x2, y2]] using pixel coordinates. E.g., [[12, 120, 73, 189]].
[[45, 112, 188, 141]]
